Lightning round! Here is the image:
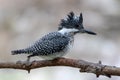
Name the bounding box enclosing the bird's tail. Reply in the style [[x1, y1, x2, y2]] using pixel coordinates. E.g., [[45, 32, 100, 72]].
[[11, 49, 28, 55]]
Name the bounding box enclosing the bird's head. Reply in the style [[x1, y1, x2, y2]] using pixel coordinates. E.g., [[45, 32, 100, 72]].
[[58, 12, 96, 35]]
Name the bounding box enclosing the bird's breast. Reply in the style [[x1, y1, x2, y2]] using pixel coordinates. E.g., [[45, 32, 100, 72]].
[[66, 37, 74, 51]]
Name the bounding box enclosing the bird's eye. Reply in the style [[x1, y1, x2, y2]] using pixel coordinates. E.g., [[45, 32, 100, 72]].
[[58, 27, 62, 30], [75, 24, 79, 28]]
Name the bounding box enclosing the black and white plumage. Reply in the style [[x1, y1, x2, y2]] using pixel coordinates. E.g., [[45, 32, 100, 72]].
[[11, 12, 96, 61], [12, 32, 73, 60]]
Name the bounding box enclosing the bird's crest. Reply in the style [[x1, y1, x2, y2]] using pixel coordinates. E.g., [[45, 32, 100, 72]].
[[59, 11, 83, 30]]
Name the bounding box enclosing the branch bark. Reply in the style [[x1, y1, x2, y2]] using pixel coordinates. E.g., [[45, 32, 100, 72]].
[[0, 57, 120, 78]]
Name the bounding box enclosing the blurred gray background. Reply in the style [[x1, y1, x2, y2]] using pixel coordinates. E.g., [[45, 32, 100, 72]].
[[0, 0, 120, 80]]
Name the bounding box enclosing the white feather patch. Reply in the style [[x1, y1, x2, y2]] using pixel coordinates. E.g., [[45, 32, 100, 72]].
[[58, 28, 79, 34]]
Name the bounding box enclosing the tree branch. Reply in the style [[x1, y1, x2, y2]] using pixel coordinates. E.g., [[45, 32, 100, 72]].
[[0, 57, 120, 78]]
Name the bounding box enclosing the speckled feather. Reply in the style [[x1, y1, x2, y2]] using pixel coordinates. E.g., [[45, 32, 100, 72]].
[[12, 32, 71, 57]]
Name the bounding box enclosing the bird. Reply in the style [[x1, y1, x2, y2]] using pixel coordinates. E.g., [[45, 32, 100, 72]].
[[11, 12, 96, 62]]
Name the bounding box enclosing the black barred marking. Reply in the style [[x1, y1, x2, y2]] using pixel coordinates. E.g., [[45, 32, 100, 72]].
[[11, 32, 71, 57], [31, 32, 70, 56], [11, 49, 28, 55]]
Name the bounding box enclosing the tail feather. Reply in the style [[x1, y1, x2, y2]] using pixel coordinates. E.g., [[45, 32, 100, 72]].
[[11, 49, 27, 55]]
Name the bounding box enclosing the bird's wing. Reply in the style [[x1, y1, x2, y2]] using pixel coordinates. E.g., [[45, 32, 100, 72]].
[[26, 32, 70, 55]]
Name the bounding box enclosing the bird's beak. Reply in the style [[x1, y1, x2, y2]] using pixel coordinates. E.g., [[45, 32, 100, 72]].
[[80, 29, 97, 35]]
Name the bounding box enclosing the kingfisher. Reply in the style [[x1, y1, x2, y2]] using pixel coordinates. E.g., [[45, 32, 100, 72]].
[[11, 12, 96, 62]]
